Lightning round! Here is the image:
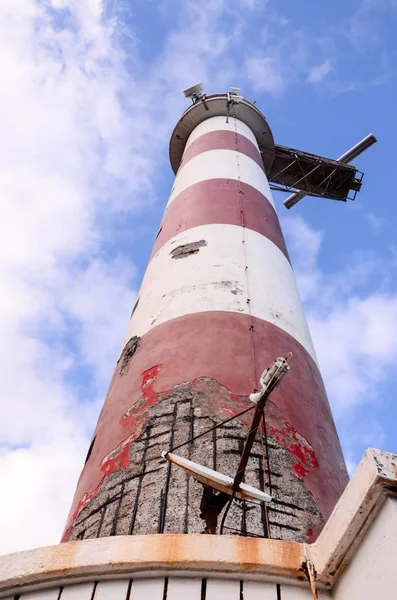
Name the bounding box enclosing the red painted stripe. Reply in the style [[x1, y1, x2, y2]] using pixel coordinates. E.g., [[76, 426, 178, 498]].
[[179, 130, 264, 172], [152, 179, 289, 262], [66, 311, 348, 537]]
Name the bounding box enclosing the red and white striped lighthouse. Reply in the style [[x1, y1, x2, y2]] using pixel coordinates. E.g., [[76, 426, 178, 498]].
[[63, 92, 348, 543]]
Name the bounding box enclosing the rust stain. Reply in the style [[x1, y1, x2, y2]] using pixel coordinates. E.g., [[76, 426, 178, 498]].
[[1, 535, 308, 596], [391, 462, 397, 478], [136, 535, 304, 576], [232, 537, 305, 576], [46, 541, 80, 574], [234, 536, 260, 569]]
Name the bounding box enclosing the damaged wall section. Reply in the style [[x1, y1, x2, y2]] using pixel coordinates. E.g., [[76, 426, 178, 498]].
[[170, 240, 207, 259], [119, 336, 140, 375], [65, 375, 322, 543]]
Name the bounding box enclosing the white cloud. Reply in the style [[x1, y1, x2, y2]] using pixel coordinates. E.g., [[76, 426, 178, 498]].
[[365, 212, 386, 232], [346, 0, 383, 46], [307, 59, 333, 83], [59, 258, 137, 384], [280, 215, 323, 301], [242, 2, 392, 98], [245, 56, 285, 95], [237, 0, 267, 9], [0, 0, 268, 556], [0, 436, 89, 553], [283, 214, 397, 468], [0, 0, 142, 555], [243, 31, 333, 97], [310, 294, 397, 411], [152, 0, 240, 94]]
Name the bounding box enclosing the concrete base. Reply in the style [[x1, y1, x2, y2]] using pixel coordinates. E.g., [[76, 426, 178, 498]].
[[0, 448, 396, 599]]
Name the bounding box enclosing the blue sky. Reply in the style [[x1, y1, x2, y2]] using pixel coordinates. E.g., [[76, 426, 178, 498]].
[[0, 0, 396, 554]]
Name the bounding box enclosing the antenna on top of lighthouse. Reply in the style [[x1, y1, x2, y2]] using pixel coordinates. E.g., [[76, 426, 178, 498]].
[[183, 82, 204, 103], [179, 86, 377, 210]]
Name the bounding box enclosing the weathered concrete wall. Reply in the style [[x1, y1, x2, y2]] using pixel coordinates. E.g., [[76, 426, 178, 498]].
[[3, 449, 396, 600], [63, 110, 348, 543]]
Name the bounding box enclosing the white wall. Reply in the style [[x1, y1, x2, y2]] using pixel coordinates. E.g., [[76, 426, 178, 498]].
[[333, 496, 397, 599]]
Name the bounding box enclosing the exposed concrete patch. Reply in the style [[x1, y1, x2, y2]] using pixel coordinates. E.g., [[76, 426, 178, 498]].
[[118, 336, 140, 375], [65, 376, 322, 543], [170, 240, 207, 259], [7, 450, 397, 595]]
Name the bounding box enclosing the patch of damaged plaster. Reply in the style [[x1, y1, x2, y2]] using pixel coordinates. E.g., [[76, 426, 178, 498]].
[[212, 280, 243, 295], [170, 240, 207, 259], [118, 336, 140, 375], [64, 373, 323, 543]]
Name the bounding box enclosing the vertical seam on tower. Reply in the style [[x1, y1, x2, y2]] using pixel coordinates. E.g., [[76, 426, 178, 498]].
[[234, 114, 257, 537], [233, 115, 258, 390], [234, 115, 272, 540]]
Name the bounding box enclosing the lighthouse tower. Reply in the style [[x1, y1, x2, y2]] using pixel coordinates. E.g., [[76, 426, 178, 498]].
[[3, 91, 396, 600], [62, 91, 348, 543]]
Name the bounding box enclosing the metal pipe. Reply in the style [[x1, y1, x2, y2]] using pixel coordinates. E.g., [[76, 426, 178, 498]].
[[336, 133, 377, 163], [283, 133, 377, 210]]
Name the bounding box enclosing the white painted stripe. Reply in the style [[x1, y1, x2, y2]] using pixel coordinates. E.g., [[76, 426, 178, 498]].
[[243, 581, 277, 599], [61, 583, 95, 600], [130, 578, 165, 599], [205, 579, 241, 600], [185, 115, 258, 149], [167, 578, 202, 599], [123, 224, 317, 363], [168, 149, 274, 208], [22, 590, 60, 600], [94, 580, 130, 599]]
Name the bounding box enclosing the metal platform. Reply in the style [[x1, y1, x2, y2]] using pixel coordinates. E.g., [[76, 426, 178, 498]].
[[265, 144, 363, 201]]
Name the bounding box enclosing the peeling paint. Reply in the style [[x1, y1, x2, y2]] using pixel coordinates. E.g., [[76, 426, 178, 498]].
[[170, 240, 207, 259], [121, 364, 163, 430], [123, 226, 317, 365], [265, 402, 318, 480], [119, 336, 140, 375]]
